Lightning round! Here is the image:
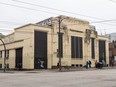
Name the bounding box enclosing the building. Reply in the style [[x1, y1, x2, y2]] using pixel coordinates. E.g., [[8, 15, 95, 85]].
[[0, 15, 109, 69], [109, 41, 116, 66], [106, 33, 116, 42], [106, 33, 116, 66]]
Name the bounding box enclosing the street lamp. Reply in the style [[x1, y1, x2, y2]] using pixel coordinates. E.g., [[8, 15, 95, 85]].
[[58, 16, 68, 71], [0, 38, 6, 72]]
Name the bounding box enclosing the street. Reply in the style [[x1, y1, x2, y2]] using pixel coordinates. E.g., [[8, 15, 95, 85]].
[[0, 69, 116, 87]]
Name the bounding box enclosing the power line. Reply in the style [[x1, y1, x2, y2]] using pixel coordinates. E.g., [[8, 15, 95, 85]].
[[1, 20, 116, 26], [11, 0, 116, 22], [0, 29, 13, 33], [0, 29, 13, 31], [11, 0, 116, 26], [91, 19, 116, 23], [12, 0, 105, 20], [67, 22, 116, 26], [97, 27, 116, 30], [0, 2, 59, 15], [0, 21, 24, 25], [0, 1, 116, 27]]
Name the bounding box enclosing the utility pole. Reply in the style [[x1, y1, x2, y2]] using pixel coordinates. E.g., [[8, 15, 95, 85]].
[[58, 16, 69, 71], [0, 39, 6, 72], [58, 16, 62, 71]]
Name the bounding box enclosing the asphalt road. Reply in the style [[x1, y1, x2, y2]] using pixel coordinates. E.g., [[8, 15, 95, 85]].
[[0, 69, 116, 87]]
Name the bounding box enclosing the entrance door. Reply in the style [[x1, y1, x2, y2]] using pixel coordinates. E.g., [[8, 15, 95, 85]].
[[34, 31, 47, 69], [15, 48, 23, 68]]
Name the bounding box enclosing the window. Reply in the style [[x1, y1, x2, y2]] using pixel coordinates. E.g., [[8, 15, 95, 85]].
[[99, 40, 106, 62], [0, 51, 2, 58], [91, 38, 95, 59], [6, 50, 9, 59], [71, 36, 83, 58]]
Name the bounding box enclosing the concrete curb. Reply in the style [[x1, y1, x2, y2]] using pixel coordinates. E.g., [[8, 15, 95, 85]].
[[0, 67, 116, 73]]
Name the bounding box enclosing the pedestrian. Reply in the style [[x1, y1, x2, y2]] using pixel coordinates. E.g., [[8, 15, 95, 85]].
[[18, 63, 22, 71], [86, 60, 89, 69], [102, 59, 105, 66], [111, 60, 114, 67], [57, 62, 60, 70], [88, 60, 91, 68], [40, 61, 44, 68], [95, 60, 97, 68]]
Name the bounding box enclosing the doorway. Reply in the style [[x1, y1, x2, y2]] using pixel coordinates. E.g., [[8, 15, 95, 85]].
[[15, 48, 23, 69], [34, 31, 47, 69]]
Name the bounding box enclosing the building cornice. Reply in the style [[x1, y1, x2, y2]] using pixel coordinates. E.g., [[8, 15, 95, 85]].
[[15, 23, 51, 30]]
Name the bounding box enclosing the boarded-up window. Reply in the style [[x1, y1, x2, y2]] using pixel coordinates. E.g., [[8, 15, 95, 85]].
[[91, 38, 95, 59], [71, 36, 83, 58]]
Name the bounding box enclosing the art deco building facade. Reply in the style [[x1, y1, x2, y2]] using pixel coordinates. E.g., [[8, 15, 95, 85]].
[[0, 15, 109, 69]]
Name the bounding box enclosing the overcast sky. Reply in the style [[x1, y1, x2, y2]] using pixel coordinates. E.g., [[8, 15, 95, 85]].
[[0, 0, 116, 35]]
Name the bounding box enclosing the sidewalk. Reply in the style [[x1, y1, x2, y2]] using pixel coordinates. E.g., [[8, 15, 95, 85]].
[[52, 66, 116, 72], [0, 66, 116, 73]]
